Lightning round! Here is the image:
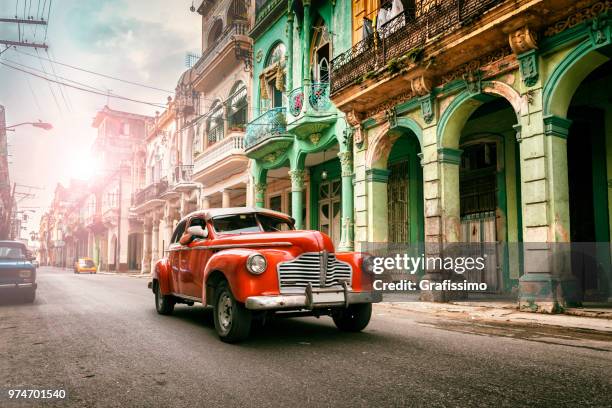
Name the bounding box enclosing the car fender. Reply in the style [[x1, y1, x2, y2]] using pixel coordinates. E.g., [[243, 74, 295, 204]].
[[335, 252, 372, 292], [153, 258, 172, 295], [202, 248, 295, 305]]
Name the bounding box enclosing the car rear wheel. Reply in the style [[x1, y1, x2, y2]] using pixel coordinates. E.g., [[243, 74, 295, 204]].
[[332, 303, 372, 332], [22, 288, 36, 303], [213, 282, 251, 343], [154, 281, 175, 315]]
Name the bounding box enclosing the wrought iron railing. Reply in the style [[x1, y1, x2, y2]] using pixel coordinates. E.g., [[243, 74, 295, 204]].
[[193, 21, 249, 76], [194, 135, 245, 173], [133, 180, 168, 207], [173, 165, 194, 184], [309, 82, 331, 112], [244, 107, 287, 150], [288, 87, 304, 117], [330, 0, 505, 94], [288, 82, 331, 117]]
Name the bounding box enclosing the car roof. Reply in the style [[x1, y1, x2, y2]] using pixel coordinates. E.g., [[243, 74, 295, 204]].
[[182, 207, 294, 223]]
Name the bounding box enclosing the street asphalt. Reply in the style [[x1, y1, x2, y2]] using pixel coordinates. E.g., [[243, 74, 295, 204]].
[[1, 267, 611, 408]]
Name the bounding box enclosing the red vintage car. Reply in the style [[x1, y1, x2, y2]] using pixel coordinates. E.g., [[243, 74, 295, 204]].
[[149, 207, 381, 342]]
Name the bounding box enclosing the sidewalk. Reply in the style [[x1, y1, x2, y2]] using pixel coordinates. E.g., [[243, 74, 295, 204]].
[[375, 300, 612, 333]]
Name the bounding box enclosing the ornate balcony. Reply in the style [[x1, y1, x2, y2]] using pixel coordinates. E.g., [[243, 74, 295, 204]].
[[192, 21, 251, 92], [330, 0, 506, 96], [244, 107, 293, 160], [192, 135, 248, 185], [286, 81, 337, 139], [132, 181, 168, 210], [173, 165, 194, 184]]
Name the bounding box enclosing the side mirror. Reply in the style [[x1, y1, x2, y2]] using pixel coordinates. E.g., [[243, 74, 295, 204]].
[[187, 225, 208, 239]]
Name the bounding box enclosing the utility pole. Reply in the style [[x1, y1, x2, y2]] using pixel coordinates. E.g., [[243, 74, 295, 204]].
[[0, 14, 49, 50], [0, 105, 11, 240]]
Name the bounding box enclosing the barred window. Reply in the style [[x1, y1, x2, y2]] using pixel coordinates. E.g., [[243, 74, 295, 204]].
[[228, 83, 247, 128], [208, 103, 224, 145]]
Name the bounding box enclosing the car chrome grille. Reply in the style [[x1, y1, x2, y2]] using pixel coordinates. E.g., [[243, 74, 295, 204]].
[[277, 251, 352, 292]]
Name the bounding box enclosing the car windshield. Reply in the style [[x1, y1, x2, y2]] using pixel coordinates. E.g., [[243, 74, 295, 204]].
[[212, 213, 293, 234], [79, 259, 95, 267], [0, 243, 25, 259]]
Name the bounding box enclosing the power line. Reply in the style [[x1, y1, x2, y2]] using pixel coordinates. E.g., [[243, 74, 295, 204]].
[[1, 54, 107, 93], [14, 48, 174, 93], [0, 60, 168, 108]]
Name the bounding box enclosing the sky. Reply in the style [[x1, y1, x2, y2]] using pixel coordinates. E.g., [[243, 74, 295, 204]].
[[0, 0, 202, 240]]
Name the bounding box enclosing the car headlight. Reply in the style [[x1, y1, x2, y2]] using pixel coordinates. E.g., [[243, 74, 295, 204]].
[[246, 253, 267, 275], [19, 269, 32, 278]]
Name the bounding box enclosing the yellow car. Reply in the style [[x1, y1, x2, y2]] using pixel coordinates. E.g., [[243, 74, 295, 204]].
[[74, 258, 97, 274]]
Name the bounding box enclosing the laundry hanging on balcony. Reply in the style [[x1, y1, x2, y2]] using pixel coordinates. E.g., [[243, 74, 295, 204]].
[[376, 0, 404, 32]]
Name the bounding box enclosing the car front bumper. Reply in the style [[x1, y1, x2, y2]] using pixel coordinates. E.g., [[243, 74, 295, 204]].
[[245, 284, 381, 311], [0, 282, 37, 290]]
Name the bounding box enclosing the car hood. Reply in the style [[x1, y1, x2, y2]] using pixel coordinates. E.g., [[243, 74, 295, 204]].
[[211, 230, 335, 253]]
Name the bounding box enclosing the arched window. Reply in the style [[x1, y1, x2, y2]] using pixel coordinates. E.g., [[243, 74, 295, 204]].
[[207, 19, 223, 50], [207, 101, 224, 145], [311, 19, 331, 83], [228, 81, 247, 128], [260, 42, 286, 111]]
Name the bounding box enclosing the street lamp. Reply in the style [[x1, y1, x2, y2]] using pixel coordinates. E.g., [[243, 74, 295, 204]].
[[2, 121, 53, 131]]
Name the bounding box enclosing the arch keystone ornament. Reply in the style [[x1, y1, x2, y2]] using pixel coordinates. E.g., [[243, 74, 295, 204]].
[[509, 26, 539, 87]]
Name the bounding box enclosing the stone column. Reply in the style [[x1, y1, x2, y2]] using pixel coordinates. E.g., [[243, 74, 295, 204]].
[[286, 11, 294, 91], [254, 182, 267, 208], [222, 189, 231, 208], [141, 219, 152, 274], [518, 113, 579, 312], [150, 217, 160, 274], [338, 150, 354, 252], [302, 1, 311, 82], [164, 216, 174, 250], [365, 168, 390, 242], [202, 196, 210, 210], [87, 231, 94, 258], [289, 169, 306, 229]]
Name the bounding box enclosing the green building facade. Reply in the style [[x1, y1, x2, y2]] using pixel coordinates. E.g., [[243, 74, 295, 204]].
[[246, 0, 355, 251]]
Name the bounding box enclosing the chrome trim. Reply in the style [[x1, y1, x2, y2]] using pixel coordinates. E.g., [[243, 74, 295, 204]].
[[0, 283, 36, 289], [167, 241, 292, 252], [245, 290, 381, 311], [276, 251, 353, 293], [207, 242, 292, 250]]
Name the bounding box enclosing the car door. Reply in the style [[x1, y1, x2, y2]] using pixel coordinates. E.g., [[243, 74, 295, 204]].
[[183, 217, 212, 299], [168, 220, 187, 294], [181, 216, 208, 299]]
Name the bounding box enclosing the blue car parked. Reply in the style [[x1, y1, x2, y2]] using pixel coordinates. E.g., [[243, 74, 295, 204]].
[[0, 240, 37, 302]]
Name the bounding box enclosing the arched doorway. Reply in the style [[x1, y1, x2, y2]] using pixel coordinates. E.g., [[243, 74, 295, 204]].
[[566, 59, 611, 301], [387, 133, 423, 244], [458, 97, 522, 292]]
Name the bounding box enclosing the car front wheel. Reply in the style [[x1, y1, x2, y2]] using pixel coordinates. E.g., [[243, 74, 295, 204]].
[[213, 282, 251, 343], [154, 281, 175, 315], [332, 303, 372, 332]]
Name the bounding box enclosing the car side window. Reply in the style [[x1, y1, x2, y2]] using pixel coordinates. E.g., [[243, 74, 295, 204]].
[[171, 220, 187, 244], [187, 217, 208, 239]]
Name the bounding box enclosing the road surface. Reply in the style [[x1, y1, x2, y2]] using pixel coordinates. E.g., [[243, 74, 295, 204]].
[[1, 267, 611, 407]]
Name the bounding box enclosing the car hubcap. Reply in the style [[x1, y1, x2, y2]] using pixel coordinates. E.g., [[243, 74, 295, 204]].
[[218, 293, 232, 333], [156, 287, 163, 309]]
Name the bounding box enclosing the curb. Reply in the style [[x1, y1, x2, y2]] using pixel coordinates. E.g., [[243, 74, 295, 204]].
[[374, 302, 612, 333]]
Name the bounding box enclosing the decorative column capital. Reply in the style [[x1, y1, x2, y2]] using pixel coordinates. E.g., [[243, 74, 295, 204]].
[[289, 169, 306, 191], [346, 109, 365, 147], [437, 147, 463, 165], [543, 115, 572, 139], [509, 26, 539, 87], [338, 151, 353, 177], [365, 168, 391, 183]]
